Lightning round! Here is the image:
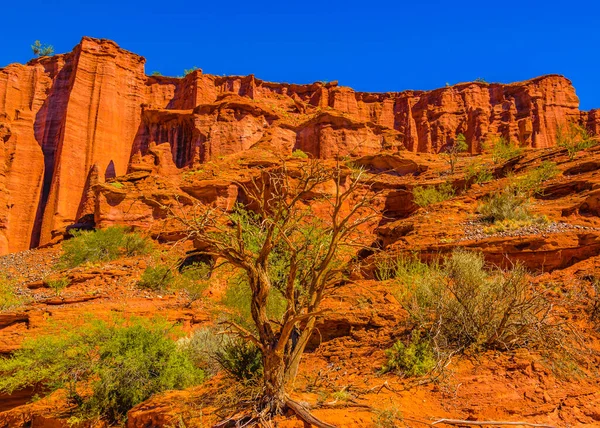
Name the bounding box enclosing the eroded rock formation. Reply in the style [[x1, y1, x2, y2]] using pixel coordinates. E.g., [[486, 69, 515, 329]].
[[0, 37, 594, 254]]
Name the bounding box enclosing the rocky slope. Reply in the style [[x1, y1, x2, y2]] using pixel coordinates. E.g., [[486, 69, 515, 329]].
[[1, 37, 598, 254], [2, 143, 600, 427], [2, 36, 600, 428]]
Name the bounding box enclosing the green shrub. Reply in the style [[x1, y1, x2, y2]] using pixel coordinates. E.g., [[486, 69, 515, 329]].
[[181, 328, 226, 375], [514, 161, 560, 194], [394, 249, 577, 362], [490, 136, 523, 163], [46, 277, 69, 296], [138, 265, 174, 291], [381, 333, 436, 376], [61, 227, 151, 268], [109, 181, 124, 189], [183, 327, 264, 382], [412, 182, 454, 208], [0, 275, 24, 311], [478, 191, 530, 223], [482, 216, 549, 234], [291, 149, 309, 159], [151, 71, 163, 76], [375, 253, 432, 282], [372, 407, 403, 428], [465, 161, 493, 184], [213, 339, 263, 383], [183, 66, 200, 76], [0, 317, 204, 423], [175, 262, 211, 304], [31, 40, 54, 57], [557, 123, 597, 160], [444, 133, 468, 174]]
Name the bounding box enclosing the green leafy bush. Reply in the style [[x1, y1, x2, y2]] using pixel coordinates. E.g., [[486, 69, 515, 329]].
[[175, 262, 211, 304], [444, 133, 468, 174], [31, 40, 54, 57], [557, 123, 597, 160], [214, 339, 263, 383], [0, 275, 25, 311], [412, 182, 455, 208], [490, 136, 523, 163], [138, 265, 174, 291], [477, 191, 530, 223], [183, 327, 263, 382], [0, 317, 203, 423], [375, 253, 432, 282], [393, 249, 577, 363], [45, 277, 69, 296], [465, 161, 493, 184], [372, 407, 403, 428], [183, 66, 200, 76], [381, 333, 436, 376], [61, 227, 151, 268], [514, 161, 560, 194], [291, 149, 309, 159], [181, 327, 225, 375]]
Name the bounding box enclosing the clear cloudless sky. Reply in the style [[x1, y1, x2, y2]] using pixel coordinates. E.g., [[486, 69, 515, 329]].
[[2, 0, 599, 109]]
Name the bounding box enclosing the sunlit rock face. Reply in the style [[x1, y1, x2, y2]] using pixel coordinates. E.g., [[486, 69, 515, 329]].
[[0, 37, 589, 254]]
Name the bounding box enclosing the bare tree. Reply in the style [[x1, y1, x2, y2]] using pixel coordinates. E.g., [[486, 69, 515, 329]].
[[172, 161, 376, 425]]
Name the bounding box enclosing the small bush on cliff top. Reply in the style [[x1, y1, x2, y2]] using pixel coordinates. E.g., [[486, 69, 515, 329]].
[[412, 182, 455, 208], [60, 227, 151, 268], [0, 316, 204, 423], [31, 40, 54, 57], [183, 66, 200, 76]]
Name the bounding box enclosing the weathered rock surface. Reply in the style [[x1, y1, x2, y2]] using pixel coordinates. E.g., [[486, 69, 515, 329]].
[[0, 37, 595, 254]]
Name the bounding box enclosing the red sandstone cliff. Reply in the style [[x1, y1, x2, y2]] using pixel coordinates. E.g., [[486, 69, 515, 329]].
[[0, 37, 595, 254]]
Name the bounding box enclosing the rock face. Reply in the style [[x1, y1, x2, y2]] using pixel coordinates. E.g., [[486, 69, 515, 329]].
[[0, 37, 594, 254]]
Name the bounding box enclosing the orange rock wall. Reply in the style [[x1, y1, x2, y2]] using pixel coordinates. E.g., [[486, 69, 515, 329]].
[[0, 37, 594, 254]]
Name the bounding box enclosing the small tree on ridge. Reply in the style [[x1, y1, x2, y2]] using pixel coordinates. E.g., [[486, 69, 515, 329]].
[[31, 40, 54, 57]]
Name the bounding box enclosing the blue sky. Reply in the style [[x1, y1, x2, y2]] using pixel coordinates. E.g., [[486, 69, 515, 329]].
[[2, 0, 599, 109]]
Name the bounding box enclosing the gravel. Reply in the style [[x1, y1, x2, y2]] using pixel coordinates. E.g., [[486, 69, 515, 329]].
[[0, 248, 61, 283], [462, 220, 600, 241]]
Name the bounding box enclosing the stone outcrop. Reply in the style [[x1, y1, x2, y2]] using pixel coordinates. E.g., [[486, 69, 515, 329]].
[[0, 37, 595, 254]]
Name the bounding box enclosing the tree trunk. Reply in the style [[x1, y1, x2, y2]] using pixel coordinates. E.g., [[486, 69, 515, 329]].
[[261, 349, 287, 415], [284, 318, 316, 386]]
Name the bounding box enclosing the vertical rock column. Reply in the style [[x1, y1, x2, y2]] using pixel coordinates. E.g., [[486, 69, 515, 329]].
[[0, 61, 54, 254], [39, 38, 147, 245]]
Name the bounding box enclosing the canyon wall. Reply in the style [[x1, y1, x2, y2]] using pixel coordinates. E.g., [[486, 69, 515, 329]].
[[0, 37, 595, 254]]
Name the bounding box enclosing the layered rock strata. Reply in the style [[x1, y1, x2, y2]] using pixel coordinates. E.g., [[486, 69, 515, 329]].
[[0, 37, 594, 253]]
